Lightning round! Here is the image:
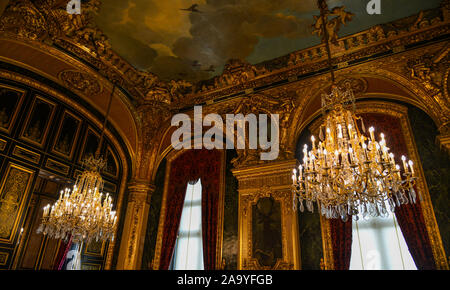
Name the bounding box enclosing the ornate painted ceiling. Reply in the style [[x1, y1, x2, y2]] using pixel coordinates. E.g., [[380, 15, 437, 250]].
[[92, 0, 443, 82]]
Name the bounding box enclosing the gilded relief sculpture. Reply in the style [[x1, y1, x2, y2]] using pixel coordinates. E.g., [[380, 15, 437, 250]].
[[0, 167, 32, 240], [0, 0, 448, 271]]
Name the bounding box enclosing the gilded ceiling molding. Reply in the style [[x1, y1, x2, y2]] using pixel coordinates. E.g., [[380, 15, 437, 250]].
[[344, 43, 450, 132], [186, 3, 449, 107], [287, 39, 449, 153], [0, 41, 139, 159], [0, 0, 448, 113], [58, 69, 102, 96], [0, 0, 190, 109]]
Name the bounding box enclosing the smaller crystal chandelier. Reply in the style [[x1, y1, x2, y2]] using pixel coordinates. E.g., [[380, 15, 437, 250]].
[[292, 0, 420, 221], [37, 156, 117, 244], [37, 85, 118, 245]]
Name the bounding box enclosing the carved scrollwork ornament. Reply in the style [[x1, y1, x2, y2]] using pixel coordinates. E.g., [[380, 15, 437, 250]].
[[58, 70, 102, 96]]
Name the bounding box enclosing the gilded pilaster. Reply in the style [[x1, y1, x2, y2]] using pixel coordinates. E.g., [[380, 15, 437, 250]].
[[116, 180, 154, 270], [436, 128, 450, 154]]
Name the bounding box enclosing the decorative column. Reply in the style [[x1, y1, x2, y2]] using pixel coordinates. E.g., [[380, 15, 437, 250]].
[[116, 180, 154, 270], [232, 159, 301, 270], [437, 126, 450, 154]]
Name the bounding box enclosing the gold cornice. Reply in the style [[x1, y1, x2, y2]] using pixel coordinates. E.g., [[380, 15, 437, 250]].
[[232, 159, 297, 178], [186, 15, 449, 105], [288, 46, 449, 152]]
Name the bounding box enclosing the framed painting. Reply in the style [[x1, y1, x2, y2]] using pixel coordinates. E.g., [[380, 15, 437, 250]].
[[78, 127, 100, 164], [0, 84, 26, 135], [103, 146, 119, 179], [20, 95, 57, 148], [51, 110, 82, 160]]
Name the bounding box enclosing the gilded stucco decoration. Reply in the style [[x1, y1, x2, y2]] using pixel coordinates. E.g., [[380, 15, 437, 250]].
[[227, 90, 297, 169], [0, 167, 32, 240], [58, 70, 102, 96], [0, 0, 448, 270], [406, 45, 450, 134]]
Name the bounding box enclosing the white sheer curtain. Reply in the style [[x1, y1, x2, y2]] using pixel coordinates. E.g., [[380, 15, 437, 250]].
[[350, 210, 417, 270], [171, 179, 204, 270]]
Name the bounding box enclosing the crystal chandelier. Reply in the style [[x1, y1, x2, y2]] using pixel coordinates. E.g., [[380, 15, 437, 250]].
[[37, 85, 118, 245], [291, 0, 420, 221], [37, 156, 117, 244]]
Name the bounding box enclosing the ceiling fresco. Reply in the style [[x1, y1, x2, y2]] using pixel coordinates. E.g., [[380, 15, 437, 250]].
[[0, 0, 435, 83], [93, 0, 442, 83]]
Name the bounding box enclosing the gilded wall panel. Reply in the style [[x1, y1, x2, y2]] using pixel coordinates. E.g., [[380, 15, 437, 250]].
[[11, 146, 41, 164], [0, 139, 6, 151], [0, 252, 8, 266], [233, 159, 300, 270], [85, 241, 106, 257], [0, 163, 34, 243]]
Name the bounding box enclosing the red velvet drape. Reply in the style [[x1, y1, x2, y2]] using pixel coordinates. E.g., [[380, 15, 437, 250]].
[[159, 149, 222, 270], [330, 219, 353, 270], [360, 113, 436, 269], [53, 235, 72, 270]]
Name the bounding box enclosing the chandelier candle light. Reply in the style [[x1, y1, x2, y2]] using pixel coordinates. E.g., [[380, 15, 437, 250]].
[[37, 85, 118, 255], [292, 0, 420, 221]]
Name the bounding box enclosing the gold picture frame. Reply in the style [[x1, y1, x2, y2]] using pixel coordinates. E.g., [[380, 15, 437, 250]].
[[103, 146, 119, 179], [78, 126, 101, 165], [0, 84, 26, 135], [51, 110, 82, 160], [19, 95, 57, 148]]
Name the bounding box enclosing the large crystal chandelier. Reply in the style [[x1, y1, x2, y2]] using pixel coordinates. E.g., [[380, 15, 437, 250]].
[[37, 85, 118, 245], [291, 0, 420, 221], [37, 156, 117, 244]]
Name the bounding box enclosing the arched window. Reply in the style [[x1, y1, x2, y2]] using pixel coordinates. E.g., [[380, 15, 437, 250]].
[[170, 179, 204, 270], [350, 211, 417, 270]]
